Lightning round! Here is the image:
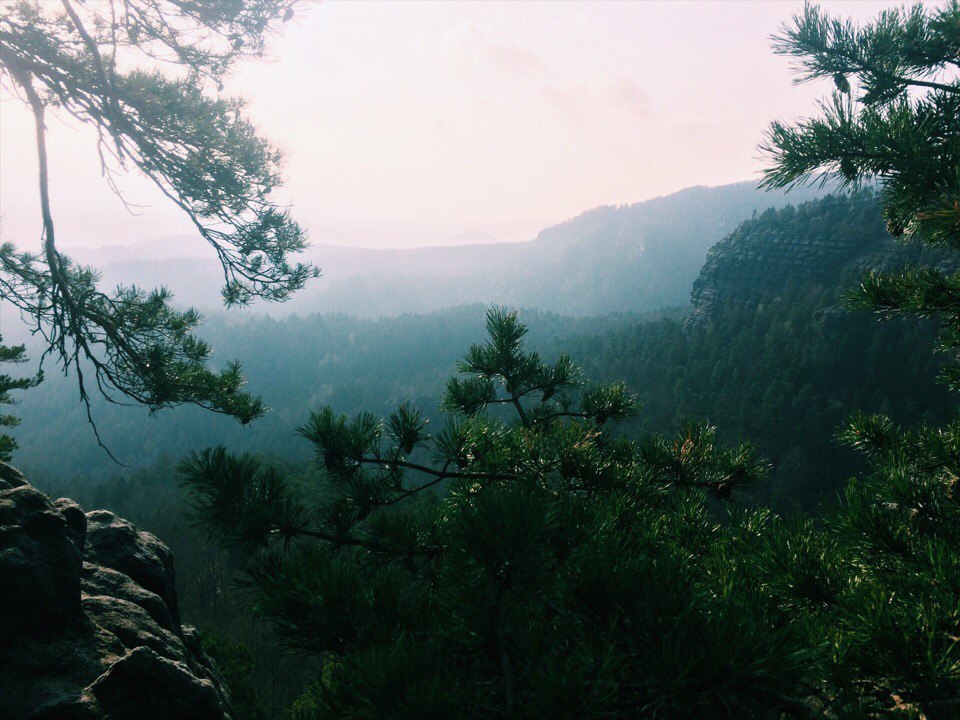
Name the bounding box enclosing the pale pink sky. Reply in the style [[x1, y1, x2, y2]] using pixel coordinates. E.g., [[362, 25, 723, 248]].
[[0, 0, 900, 250]]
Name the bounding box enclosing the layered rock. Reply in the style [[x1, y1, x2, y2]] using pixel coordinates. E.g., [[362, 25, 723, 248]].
[[0, 462, 233, 719], [688, 191, 949, 321]]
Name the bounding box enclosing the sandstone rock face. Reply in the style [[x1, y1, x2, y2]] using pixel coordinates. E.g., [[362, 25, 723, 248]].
[[688, 192, 953, 322], [0, 463, 233, 719]]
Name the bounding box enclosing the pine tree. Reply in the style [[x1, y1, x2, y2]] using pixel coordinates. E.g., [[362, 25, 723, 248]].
[[761, 0, 960, 385], [0, 1, 317, 451], [759, 3, 960, 715], [181, 308, 816, 719], [0, 337, 41, 462]]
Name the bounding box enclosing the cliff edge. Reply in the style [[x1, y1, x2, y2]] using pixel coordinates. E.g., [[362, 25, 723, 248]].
[[0, 462, 234, 719], [689, 191, 904, 321]]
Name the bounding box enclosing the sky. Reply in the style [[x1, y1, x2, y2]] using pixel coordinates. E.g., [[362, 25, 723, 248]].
[[0, 0, 901, 251]]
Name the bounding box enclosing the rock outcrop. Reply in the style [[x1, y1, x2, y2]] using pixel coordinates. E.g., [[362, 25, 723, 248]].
[[0, 462, 234, 719], [688, 191, 951, 322]]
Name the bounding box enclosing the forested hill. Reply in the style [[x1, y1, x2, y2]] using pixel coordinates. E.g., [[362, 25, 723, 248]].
[[10, 309, 664, 482], [689, 190, 950, 320], [13, 189, 952, 504], [75, 181, 824, 318]]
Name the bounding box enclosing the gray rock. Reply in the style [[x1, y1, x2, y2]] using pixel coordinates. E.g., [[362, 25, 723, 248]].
[[0, 461, 234, 719], [55, 497, 88, 552], [82, 563, 177, 632], [0, 462, 27, 489], [89, 646, 227, 720], [85, 510, 180, 625], [0, 482, 82, 640]]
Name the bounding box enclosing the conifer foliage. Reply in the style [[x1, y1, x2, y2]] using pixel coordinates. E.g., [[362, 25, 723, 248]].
[[181, 309, 806, 719], [756, 2, 960, 715], [761, 0, 960, 386], [0, 1, 316, 446], [0, 337, 41, 462], [183, 308, 960, 719]]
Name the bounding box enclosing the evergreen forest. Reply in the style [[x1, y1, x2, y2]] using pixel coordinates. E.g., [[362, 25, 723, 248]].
[[1, 1, 959, 718]]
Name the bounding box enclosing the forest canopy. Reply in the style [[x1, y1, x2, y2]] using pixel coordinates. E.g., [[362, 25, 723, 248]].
[[3, 2, 960, 718]]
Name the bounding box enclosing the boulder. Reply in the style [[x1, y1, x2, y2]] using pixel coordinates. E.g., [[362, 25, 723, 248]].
[[0, 480, 83, 640], [89, 646, 226, 720], [0, 462, 234, 719], [85, 510, 180, 625]]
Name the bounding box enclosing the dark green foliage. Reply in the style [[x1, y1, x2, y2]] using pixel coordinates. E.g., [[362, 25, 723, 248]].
[[179, 306, 960, 716], [181, 309, 831, 719], [762, 0, 960, 387], [200, 632, 264, 720], [744, 416, 960, 715], [13, 287, 948, 503], [753, 2, 960, 714], [0, 336, 41, 462], [562, 202, 951, 507], [580, 299, 949, 507], [0, 0, 316, 442], [9, 308, 656, 477]]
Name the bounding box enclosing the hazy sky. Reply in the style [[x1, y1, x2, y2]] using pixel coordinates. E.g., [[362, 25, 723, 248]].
[[0, 0, 899, 250]]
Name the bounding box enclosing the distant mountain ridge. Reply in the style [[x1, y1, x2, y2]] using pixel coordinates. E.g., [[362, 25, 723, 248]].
[[72, 180, 827, 318], [9, 186, 931, 484]]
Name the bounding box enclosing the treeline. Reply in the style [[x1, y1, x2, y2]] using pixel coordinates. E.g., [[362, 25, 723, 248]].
[[566, 290, 950, 508], [77, 181, 825, 319], [12, 308, 658, 483], [20, 290, 949, 509]]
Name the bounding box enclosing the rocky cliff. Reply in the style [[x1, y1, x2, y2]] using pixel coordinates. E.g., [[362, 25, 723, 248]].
[[0, 463, 234, 720], [688, 191, 937, 320]]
